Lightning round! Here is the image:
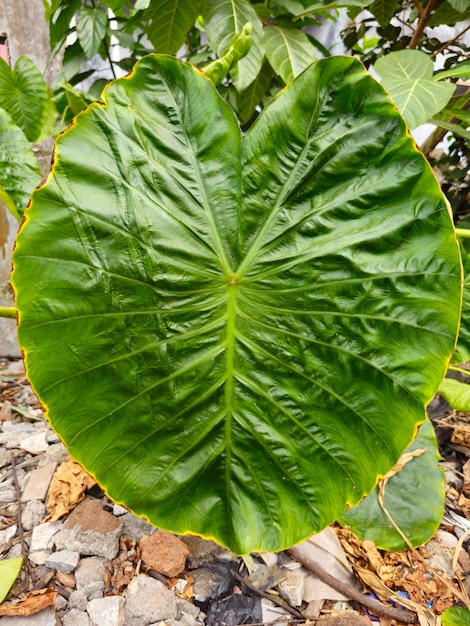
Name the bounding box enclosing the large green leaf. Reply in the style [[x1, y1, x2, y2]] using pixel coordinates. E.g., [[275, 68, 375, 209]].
[[202, 0, 264, 91], [0, 108, 41, 220], [12, 55, 461, 554], [339, 419, 444, 550], [375, 50, 456, 129], [264, 25, 316, 84], [0, 57, 54, 142], [144, 0, 203, 54]]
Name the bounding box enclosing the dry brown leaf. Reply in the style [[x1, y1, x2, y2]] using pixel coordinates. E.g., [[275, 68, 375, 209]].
[[451, 424, 470, 448], [0, 588, 56, 616], [45, 458, 96, 521]]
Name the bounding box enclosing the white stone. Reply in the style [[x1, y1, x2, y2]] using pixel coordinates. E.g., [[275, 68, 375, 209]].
[[277, 569, 305, 607], [62, 609, 92, 626], [0, 525, 17, 554], [28, 549, 50, 565], [45, 549, 80, 573], [21, 499, 46, 530], [87, 596, 125, 626], [18, 431, 48, 454], [125, 574, 177, 625], [30, 520, 62, 551], [75, 557, 106, 596]]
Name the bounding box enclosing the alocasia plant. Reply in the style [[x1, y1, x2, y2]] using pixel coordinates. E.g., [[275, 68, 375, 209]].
[[12, 54, 461, 554]]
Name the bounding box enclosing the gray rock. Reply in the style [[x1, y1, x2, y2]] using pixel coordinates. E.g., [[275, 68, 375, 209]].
[[21, 499, 46, 530], [54, 502, 122, 560], [29, 520, 62, 551], [87, 596, 125, 626], [75, 557, 106, 596], [68, 590, 88, 612], [192, 568, 217, 602], [0, 608, 56, 625], [125, 574, 177, 625], [62, 609, 92, 626], [21, 462, 57, 502], [176, 597, 201, 621], [18, 431, 48, 454], [181, 535, 226, 568], [0, 525, 17, 554], [277, 569, 305, 607], [120, 512, 154, 541], [28, 549, 50, 565], [45, 549, 80, 573]]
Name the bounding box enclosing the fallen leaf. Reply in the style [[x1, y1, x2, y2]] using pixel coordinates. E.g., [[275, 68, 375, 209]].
[[0, 588, 56, 616], [45, 458, 96, 521], [0, 557, 23, 603]]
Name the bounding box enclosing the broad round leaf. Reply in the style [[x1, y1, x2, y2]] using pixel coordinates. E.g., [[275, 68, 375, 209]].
[[339, 418, 444, 550], [12, 55, 461, 554]]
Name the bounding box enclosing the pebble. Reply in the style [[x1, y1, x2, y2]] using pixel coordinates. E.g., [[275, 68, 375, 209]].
[[45, 549, 80, 573], [125, 574, 178, 624]]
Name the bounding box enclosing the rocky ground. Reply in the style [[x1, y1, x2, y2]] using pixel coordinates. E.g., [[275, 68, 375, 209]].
[[1, 357, 470, 626]]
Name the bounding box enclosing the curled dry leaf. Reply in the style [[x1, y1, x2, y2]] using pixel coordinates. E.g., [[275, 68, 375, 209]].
[[45, 458, 96, 521], [0, 588, 56, 616]]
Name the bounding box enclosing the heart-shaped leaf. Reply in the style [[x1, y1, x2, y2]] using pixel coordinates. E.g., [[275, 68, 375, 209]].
[[339, 418, 444, 550], [12, 55, 461, 554], [0, 57, 55, 142], [144, 0, 204, 54], [76, 6, 108, 59], [264, 25, 317, 84], [0, 108, 41, 220], [375, 50, 456, 129]]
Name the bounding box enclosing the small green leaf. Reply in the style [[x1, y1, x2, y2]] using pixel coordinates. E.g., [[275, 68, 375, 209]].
[[453, 247, 470, 364], [430, 1, 470, 25], [442, 606, 470, 626], [435, 60, 470, 81], [439, 378, 470, 412], [264, 25, 317, 84], [375, 50, 456, 128], [0, 558, 23, 603], [0, 108, 41, 220], [430, 117, 470, 140], [202, 0, 265, 91], [339, 419, 444, 550], [447, 0, 470, 12], [0, 57, 55, 142], [236, 60, 274, 125], [204, 23, 253, 86], [144, 0, 203, 54], [275, 0, 369, 14], [76, 5, 108, 59], [368, 0, 401, 27]]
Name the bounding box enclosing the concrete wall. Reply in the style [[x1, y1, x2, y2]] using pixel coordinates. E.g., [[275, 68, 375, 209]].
[[0, 1, 57, 356]]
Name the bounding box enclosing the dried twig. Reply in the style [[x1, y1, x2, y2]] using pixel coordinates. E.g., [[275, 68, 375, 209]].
[[10, 451, 34, 587], [230, 569, 304, 620], [288, 546, 417, 623]]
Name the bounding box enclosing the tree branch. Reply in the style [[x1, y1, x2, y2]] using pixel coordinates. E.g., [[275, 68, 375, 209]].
[[409, 0, 438, 49]]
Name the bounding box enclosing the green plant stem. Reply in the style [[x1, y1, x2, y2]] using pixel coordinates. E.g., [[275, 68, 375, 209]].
[[409, 0, 438, 49], [0, 307, 16, 319], [455, 228, 470, 239], [448, 365, 470, 376]]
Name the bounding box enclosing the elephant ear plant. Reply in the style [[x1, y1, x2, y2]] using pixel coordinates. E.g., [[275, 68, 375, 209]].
[[11, 54, 461, 555]]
